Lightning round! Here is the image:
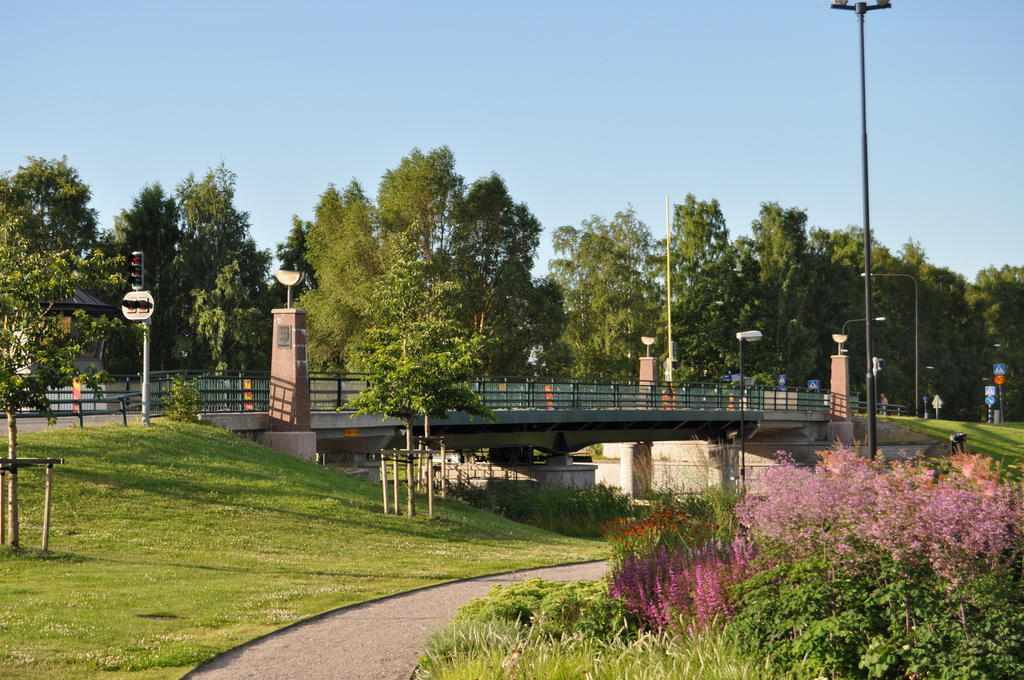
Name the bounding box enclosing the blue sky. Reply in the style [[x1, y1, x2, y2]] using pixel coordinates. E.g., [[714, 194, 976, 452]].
[[3, 1, 1020, 280]]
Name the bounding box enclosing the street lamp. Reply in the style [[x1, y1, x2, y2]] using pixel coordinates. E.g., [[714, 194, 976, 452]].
[[736, 330, 762, 487], [832, 0, 892, 459], [842, 316, 886, 337], [865, 272, 919, 416]]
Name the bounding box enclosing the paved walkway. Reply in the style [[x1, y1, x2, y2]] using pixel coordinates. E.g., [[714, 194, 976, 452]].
[[183, 560, 609, 680]]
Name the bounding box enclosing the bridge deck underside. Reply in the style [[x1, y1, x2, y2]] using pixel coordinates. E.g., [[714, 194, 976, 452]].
[[316, 408, 760, 455]]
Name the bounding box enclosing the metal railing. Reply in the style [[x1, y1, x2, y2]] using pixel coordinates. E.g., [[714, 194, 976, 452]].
[[17, 371, 832, 420]]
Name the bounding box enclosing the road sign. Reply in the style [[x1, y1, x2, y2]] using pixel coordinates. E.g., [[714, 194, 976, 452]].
[[995, 374, 1006, 386], [985, 396, 997, 406], [932, 395, 943, 410], [994, 363, 1007, 376], [121, 290, 155, 321], [985, 386, 997, 397], [777, 375, 787, 391], [807, 379, 821, 390]]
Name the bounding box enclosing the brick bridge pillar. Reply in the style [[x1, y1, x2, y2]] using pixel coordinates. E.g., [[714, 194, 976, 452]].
[[828, 352, 854, 444], [262, 308, 316, 460]]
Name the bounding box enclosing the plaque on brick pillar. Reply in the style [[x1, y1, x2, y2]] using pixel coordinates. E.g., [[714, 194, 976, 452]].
[[268, 308, 310, 432]]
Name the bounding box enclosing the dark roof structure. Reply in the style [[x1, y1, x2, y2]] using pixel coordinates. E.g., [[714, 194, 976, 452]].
[[49, 289, 119, 317]]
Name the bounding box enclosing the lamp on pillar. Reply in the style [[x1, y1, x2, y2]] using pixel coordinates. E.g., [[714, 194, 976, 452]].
[[639, 336, 657, 387], [833, 333, 849, 355], [275, 270, 305, 309]]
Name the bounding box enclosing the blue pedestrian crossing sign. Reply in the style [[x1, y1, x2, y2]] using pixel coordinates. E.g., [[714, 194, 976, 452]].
[[986, 396, 997, 406], [807, 379, 821, 390], [985, 385, 997, 397], [994, 363, 1007, 376]]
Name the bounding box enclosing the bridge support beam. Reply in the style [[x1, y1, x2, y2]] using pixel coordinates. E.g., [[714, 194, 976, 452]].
[[608, 442, 652, 497], [263, 308, 316, 461]]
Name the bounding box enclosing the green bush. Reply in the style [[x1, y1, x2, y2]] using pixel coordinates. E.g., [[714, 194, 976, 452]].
[[162, 375, 202, 423], [447, 481, 636, 537], [417, 619, 774, 680], [455, 578, 632, 641], [728, 554, 1024, 679]]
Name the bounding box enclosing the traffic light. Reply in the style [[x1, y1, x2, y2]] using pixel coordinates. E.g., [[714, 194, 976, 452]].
[[128, 251, 144, 290]]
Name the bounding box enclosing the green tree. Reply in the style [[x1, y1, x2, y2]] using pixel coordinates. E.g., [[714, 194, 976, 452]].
[[376, 146, 464, 265], [551, 208, 660, 379], [0, 156, 99, 256], [450, 173, 547, 374], [302, 181, 382, 370], [347, 255, 490, 450], [175, 164, 272, 368], [669, 195, 740, 381], [0, 234, 120, 547], [194, 260, 272, 370], [970, 265, 1024, 421], [101, 182, 184, 371], [274, 214, 316, 307], [748, 203, 816, 382]]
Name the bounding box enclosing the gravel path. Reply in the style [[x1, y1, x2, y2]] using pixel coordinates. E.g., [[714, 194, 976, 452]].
[[182, 560, 609, 680]]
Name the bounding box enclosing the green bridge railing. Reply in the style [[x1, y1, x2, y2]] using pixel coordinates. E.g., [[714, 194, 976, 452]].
[[11, 372, 830, 422]]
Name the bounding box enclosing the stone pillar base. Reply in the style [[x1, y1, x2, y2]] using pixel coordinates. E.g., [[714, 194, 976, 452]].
[[262, 431, 317, 462], [828, 421, 855, 446]]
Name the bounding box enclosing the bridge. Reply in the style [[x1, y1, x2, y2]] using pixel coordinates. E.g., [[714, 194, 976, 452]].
[[12, 371, 832, 456]]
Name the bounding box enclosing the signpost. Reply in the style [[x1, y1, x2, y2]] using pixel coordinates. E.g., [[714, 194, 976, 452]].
[[931, 394, 943, 420], [807, 379, 821, 390], [122, 291, 155, 426]]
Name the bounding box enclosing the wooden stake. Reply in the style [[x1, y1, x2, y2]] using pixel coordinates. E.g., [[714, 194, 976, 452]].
[[0, 470, 5, 546], [427, 454, 434, 517], [406, 457, 415, 517], [440, 440, 447, 498], [41, 465, 53, 552], [380, 455, 389, 514], [392, 457, 399, 513]]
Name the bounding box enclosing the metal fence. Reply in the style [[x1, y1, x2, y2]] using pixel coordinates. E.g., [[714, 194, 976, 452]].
[[15, 371, 832, 420]]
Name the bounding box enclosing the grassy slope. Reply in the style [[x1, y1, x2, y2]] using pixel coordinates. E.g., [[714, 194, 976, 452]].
[[0, 422, 605, 679], [882, 416, 1024, 477]]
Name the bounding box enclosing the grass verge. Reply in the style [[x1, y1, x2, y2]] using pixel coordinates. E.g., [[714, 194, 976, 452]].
[[881, 416, 1024, 478], [0, 422, 604, 679]]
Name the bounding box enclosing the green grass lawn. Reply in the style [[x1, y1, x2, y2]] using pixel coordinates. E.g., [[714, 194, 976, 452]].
[[882, 416, 1024, 477], [0, 422, 605, 679]]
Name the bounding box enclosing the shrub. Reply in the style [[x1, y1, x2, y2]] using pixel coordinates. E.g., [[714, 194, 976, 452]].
[[610, 540, 754, 634], [735, 448, 1024, 583], [454, 578, 632, 641], [163, 375, 202, 423], [729, 554, 1024, 680], [447, 481, 636, 537], [603, 508, 714, 566], [728, 448, 1024, 679]]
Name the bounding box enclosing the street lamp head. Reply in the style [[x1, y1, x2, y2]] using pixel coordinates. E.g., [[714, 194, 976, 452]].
[[875, 316, 886, 322], [736, 330, 763, 342], [831, 0, 849, 6], [275, 269, 305, 287], [832, 333, 848, 345], [640, 336, 655, 347]]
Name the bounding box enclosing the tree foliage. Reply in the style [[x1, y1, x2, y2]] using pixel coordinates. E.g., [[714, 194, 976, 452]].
[[346, 256, 490, 447], [0, 233, 121, 547], [0, 156, 98, 256], [551, 208, 660, 379]]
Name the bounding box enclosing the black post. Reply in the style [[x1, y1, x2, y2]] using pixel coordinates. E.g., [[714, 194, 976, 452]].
[[857, 7, 879, 459], [739, 339, 745, 487], [835, 0, 890, 457]]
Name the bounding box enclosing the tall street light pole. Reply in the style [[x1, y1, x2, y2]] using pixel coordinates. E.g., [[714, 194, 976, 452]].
[[832, 0, 891, 458], [866, 272, 918, 416], [736, 330, 762, 487]]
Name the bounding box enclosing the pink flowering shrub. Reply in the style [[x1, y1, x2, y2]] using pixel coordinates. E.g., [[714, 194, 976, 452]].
[[735, 449, 1024, 583], [609, 539, 754, 634]]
